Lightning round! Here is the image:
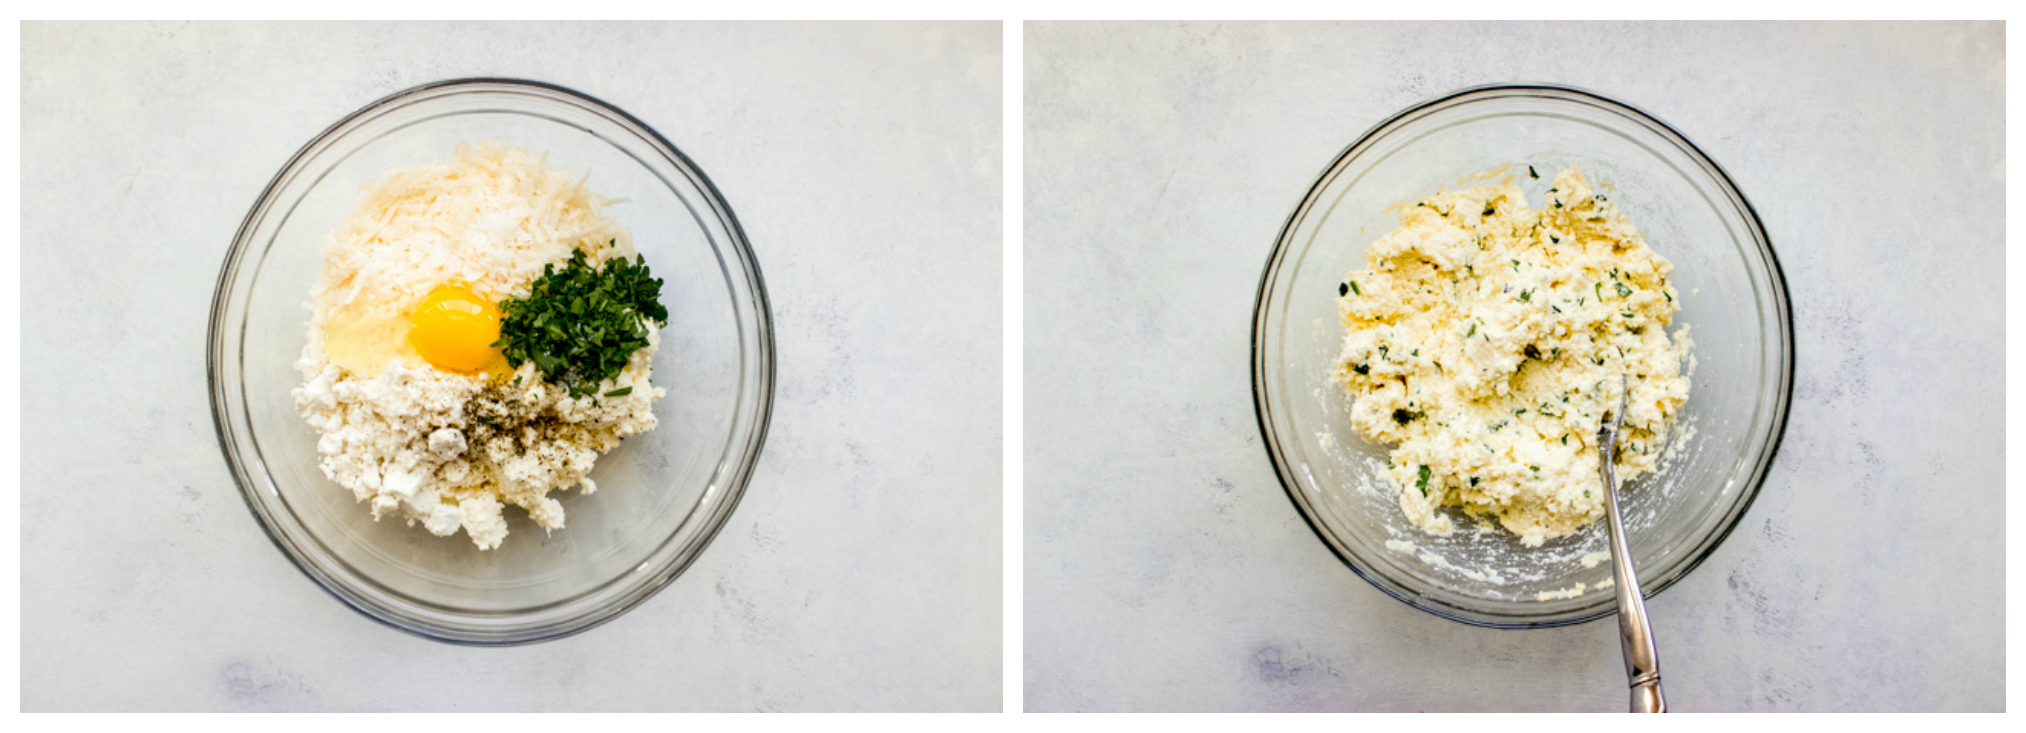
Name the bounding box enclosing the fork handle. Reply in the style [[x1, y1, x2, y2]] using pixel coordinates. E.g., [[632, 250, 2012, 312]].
[[1602, 407, 1666, 714], [1630, 675, 1667, 712]]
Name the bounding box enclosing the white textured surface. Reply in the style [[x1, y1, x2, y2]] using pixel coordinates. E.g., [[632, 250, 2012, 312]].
[[22, 21, 1002, 711], [1024, 21, 2003, 712]]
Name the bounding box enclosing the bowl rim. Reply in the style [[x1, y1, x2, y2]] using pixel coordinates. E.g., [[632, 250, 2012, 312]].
[[207, 77, 776, 645], [1249, 82, 1794, 629]]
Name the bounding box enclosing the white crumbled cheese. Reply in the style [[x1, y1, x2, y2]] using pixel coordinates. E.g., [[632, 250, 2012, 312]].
[[291, 143, 666, 550], [1333, 167, 1691, 547], [1537, 583, 1590, 602]]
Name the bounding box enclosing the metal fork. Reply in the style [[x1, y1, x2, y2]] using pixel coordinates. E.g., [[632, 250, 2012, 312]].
[[1599, 375, 1666, 713]]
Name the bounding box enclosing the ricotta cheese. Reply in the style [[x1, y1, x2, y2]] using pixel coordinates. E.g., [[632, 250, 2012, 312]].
[[1333, 167, 1691, 546]]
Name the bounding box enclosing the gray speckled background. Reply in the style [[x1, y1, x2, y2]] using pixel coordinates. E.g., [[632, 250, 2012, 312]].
[[1024, 21, 2002, 712], [22, 21, 1001, 711]]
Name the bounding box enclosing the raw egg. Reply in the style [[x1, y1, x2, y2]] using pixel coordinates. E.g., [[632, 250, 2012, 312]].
[[408, 284, 507, 374], [323, 296, 423, 376]]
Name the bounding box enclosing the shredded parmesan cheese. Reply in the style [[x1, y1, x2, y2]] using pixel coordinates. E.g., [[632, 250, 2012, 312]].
[[309, 142, 636, 328]]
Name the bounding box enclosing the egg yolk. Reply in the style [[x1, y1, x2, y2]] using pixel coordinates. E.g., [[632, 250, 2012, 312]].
[[408, 284, 504, 373]]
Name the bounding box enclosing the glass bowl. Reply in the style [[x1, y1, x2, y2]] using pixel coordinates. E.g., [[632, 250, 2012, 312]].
[[1251, 84, 1792, 628], [209, 79, 775, 644]]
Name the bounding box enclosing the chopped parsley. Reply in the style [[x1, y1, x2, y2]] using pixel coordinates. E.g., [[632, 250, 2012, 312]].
[[494, 245, 669, 399], [1352, 363, 1370, 375], [1392, 408, 1425, 425], [1519, 289, 1532, 302], [1415, 464, 1432, 497], [1466, 323, 1477, 338], [1528, 165, 1539, 179], [1483, 202, 1497, 216], [1615, 282, 1634, 299], [1339, 282, 1348, 297]]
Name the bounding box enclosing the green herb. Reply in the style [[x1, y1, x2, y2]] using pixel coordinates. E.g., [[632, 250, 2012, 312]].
[[1515, 408, 1527, 415], [1491, 421, 1508, 432], [1615, 282, 1634, 299], [1392, 408, 1425, 425], [1596, 194, 1608, 202], [1595, 282, 1604, 301], [1482, 202, 1497, 216], [1530, 465, 1540, 472], [1415, 465, 1432, 497], [1523, 344, 1542, 360], [1664, 291, 1673, 302], [1622, 312, 1636, 319], [1550, 305, 1562, 313], [1553, 199, 1563, 209], [1519, 289, 1532, 302], [1528, 165, 1539, 179], [1550, 234, 1560, 244], [1560, 434, 1569, 445], [1469, 476, 1480, 487], [494, 245, 669, 399], [604, 387, 633, 397], [1349, 280, 1361, 295], [1352, 363, 1370, 375], [1339, 282, 1348, 297], [1466, 323, 1477, 338], [1548, 187, 1558, 193]]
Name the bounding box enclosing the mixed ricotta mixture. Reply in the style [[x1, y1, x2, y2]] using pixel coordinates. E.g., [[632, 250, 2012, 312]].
[[1333, 167, 1691, 546], [292, 142, 667, 550]]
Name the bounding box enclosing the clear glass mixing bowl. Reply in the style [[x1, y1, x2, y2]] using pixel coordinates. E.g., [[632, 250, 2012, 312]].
[[1252, 84, 1792, 627], [209, 79, 774, 644]]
